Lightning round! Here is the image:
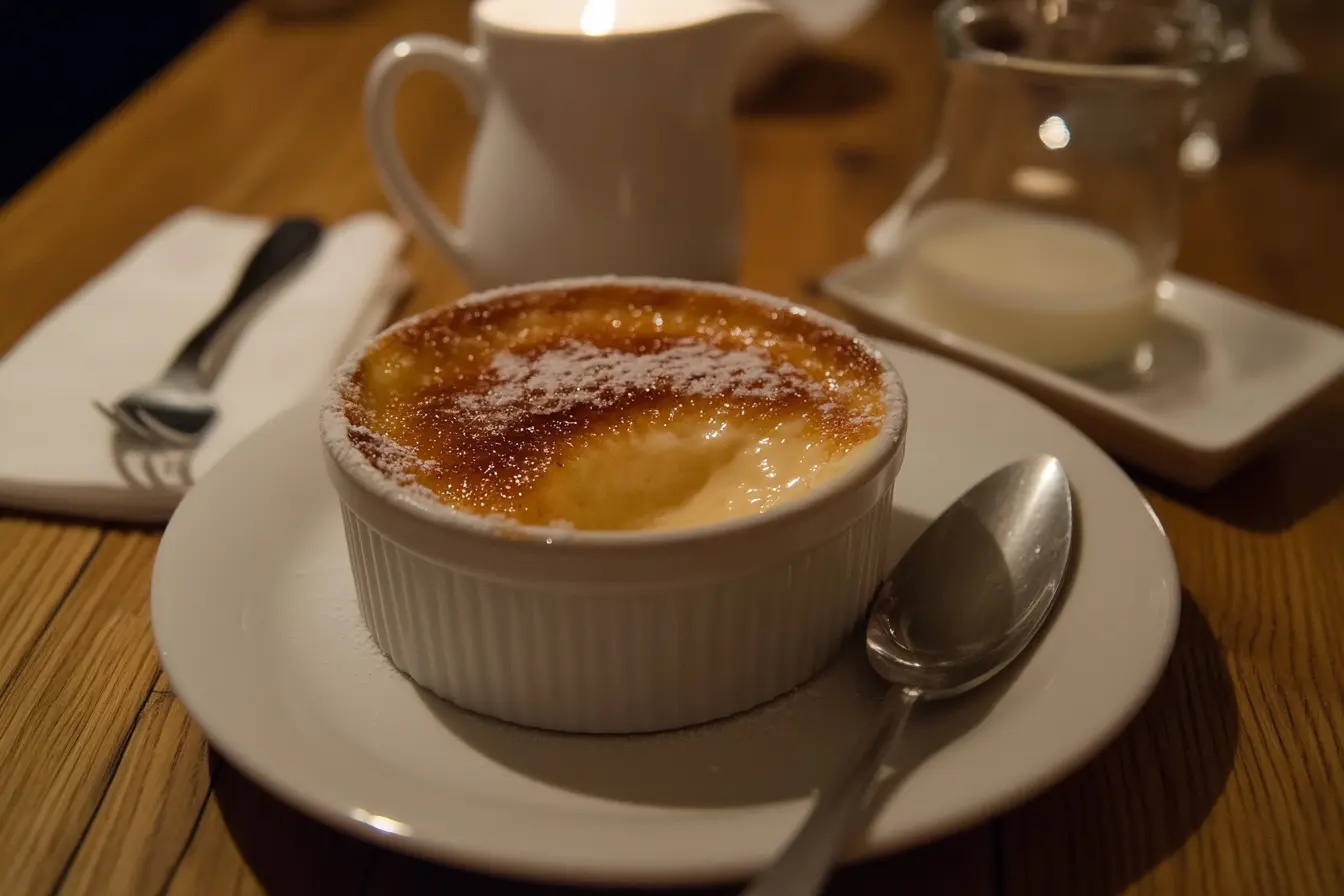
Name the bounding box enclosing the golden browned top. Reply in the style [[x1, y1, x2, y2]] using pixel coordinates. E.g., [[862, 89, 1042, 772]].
[[339, 283, 889, 524]]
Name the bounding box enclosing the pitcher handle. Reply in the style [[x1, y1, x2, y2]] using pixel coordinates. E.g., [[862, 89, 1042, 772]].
[[364, 35, 485, 278]]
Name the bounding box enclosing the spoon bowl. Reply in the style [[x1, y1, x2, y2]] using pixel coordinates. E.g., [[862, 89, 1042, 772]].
[[867, 454, 1073, 698]]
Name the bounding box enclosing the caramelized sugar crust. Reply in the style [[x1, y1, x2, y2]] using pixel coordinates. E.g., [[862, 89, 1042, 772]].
[[340, 284, 889, 527]]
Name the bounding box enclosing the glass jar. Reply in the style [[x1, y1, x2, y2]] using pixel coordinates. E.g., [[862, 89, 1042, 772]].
[[890, 0, 1224, 372]]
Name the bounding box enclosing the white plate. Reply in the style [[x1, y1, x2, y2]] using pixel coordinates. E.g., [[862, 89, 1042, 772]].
[[823, 253, 1344, 490], [152, 342, 1179, 887]]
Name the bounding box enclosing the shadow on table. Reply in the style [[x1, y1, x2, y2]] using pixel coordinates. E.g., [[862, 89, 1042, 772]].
[[1237, 75, 1344, 172], [993, 590, 1238, 894], [0, 502, 170, 532], [1129, 391, 1344, 533], [210, 754, 375, 895], [737, 54, 889, 118]]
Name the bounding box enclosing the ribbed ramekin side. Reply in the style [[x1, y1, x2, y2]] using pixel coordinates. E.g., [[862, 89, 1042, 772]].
[[337, 484, 893, 734]]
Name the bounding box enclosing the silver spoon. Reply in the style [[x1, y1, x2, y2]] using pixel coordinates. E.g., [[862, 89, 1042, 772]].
[[745, 455, 1074, 896]]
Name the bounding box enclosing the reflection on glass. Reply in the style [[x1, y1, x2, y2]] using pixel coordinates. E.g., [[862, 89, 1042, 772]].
[[1038, 115, 1070, 150], [1011, 166, 1076, 200]]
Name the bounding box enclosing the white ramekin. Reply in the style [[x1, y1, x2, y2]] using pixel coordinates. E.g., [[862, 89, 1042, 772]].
[[320, 277, 908, 733]]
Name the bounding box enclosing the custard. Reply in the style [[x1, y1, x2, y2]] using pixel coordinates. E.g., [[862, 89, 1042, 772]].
[[338, 283, 891, 531]]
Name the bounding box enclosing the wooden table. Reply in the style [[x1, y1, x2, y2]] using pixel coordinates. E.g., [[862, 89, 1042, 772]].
[[2, 1, 1341, 893]]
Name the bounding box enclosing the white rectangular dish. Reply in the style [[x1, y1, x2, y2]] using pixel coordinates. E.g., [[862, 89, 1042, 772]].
[[823, 253, 1344, 489]]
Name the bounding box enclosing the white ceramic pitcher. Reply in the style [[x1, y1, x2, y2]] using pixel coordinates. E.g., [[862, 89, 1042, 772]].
[[364, 0, 778, 289]]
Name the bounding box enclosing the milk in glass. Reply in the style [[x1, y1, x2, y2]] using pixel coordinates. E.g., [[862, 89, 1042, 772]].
[[900, 200, 1156, 371]]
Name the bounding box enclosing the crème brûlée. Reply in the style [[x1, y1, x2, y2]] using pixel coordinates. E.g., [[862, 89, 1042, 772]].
[[336, 283, 896, 532]]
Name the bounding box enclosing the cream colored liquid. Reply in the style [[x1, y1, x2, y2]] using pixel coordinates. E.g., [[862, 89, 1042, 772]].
[[899, 201, 1157, 371]]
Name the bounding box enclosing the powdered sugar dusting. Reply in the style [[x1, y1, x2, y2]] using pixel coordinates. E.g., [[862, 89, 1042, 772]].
[[345, 424, 439, 502], [450, 338, 835, 437]]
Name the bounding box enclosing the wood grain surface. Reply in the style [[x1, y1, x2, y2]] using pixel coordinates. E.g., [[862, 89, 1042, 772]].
[[0, 1, 1340, 894]]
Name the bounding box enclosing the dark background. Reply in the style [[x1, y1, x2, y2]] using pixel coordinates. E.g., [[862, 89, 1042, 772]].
[[0, 1, 241, 204]]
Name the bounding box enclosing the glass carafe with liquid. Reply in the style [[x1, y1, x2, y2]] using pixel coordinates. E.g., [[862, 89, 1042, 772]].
[[890, 0, 1224, 372]]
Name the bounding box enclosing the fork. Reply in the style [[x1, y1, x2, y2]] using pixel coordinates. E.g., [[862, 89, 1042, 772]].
[[95, 216, 325, 446]]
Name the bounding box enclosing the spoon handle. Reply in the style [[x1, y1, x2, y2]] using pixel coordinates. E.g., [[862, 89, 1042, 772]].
[[743, 686, 920, 896]]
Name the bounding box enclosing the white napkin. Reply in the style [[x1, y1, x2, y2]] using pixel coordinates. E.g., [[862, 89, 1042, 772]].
[[0, 208, 410, 523]]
